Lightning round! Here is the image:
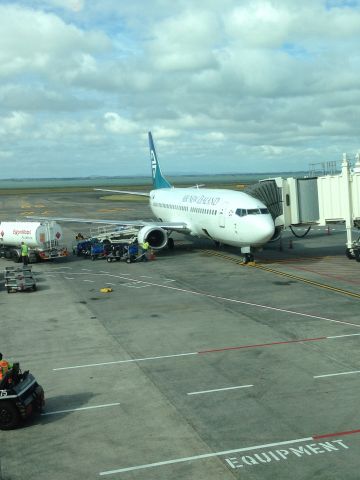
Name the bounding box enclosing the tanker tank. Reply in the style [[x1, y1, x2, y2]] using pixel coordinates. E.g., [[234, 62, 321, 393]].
[[0, 221, 63, 248]]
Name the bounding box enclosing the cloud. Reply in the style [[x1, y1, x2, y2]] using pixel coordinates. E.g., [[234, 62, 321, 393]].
[[148, 10, 220, 72], [0, 111, 33, 137], [0, 4, 109, 81], [1, 0, 360, 178], [104, 112, 138, 134]]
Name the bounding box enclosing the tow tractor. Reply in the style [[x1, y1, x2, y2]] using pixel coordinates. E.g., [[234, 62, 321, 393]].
[[0, 363, 45, 430]]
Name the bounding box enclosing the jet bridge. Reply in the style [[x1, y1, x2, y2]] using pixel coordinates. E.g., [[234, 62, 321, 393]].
[[246, 153, 360, 254]]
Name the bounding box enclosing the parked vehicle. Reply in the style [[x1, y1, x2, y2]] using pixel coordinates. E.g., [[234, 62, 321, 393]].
[[0, 221, 68, 263], [0, 363, 44, 430]]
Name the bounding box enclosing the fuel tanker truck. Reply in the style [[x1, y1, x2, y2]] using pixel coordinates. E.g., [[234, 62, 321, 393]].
[[0, 221, 68, 262]]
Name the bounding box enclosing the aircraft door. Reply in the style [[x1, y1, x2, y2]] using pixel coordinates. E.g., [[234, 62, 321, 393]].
[[218, 202, 228, 228]]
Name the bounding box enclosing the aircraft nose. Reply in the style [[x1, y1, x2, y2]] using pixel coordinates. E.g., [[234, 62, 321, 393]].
[[248, 216, 275, 245], [260, 217, 275, 243]]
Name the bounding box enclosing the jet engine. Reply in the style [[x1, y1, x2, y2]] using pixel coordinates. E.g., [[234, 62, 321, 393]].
[[137, 225, 168, 250]]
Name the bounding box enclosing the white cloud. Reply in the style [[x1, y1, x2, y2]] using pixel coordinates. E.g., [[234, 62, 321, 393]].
[[0, 4, 109, 81], [104, 112, 138, 134], [148, 10, 220, 72], [0, 111, 33, 137], [224, 2, 294, 48], [197, 132, 226, 142], [1, 0, 360, 178], [0, 150, 14, 159]]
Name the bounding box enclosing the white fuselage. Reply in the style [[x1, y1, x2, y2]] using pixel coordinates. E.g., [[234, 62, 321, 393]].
[[150, 187, 274, 248]]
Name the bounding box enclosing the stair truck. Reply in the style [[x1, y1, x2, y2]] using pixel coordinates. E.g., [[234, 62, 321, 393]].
[[0, 221, 68, 263]]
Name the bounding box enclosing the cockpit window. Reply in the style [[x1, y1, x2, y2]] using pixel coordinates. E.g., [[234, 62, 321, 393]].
[[235, 207, 270, 217], [235, 208, 247, 217]]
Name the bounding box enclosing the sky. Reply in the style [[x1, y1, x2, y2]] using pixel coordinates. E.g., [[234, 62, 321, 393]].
[[1, 0, 360, 178]]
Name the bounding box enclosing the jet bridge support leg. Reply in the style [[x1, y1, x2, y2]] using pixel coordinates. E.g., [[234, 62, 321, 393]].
[[341, 154, 355, 250]]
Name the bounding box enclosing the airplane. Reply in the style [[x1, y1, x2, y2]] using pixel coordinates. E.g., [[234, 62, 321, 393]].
[[29, 132, 275, 263]]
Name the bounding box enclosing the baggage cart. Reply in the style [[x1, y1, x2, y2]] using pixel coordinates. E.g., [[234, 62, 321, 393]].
[[4, 266, 37, 293]]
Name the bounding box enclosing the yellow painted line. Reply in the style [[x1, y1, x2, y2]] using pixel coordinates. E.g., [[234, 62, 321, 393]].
[[261, 256, 331, 264], [255, 264, 360, 299], [203, 250, 360, 300]]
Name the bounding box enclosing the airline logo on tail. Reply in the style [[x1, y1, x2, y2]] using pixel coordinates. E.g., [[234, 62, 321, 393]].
[[150, 150, 157, 180], [148, 131, 172, 190]]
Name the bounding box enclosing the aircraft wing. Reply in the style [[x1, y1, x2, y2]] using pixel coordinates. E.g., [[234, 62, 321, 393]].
[[26, 216, 189, 232], [94, 188, 150, 197]]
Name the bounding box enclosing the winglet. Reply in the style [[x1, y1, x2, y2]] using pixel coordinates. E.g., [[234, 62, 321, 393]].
[[149, 131, 172, 189]]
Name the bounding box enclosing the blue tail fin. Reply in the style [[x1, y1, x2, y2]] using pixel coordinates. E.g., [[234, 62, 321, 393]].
[[148, 131, 172, 189]]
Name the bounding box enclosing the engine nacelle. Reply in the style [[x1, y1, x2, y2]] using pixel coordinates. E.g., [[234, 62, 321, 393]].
[[137, 226, 168, 250]]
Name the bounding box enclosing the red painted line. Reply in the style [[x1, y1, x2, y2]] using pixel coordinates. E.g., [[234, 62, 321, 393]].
[[198, 336, 327, 354], [313, 428, 360, 440]]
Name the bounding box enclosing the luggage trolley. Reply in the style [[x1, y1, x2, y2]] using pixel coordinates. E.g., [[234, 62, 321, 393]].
[[4, 266, 37, 293]]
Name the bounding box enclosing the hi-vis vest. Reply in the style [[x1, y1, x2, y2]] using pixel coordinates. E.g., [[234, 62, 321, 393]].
[[0, 360, 10, 381], [21, 244, 29, 256], [142, 241, 149, 250]]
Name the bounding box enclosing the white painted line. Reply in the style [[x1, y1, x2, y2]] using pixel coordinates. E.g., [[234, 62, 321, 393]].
[[164, 279, 176, 283], [52, 266, 72, 270], [81, 268, 92, 271], [327, 333, 360, 339], [64, 277, 74, 280], [124, 284, 150, 289], [42, 270, 359, 327], [106, 283, 116, 286], [140, 275, 153, 278], [187, 384, 253, 395], [99, 436, 313, 475], [53, 352, 198, 371], [42, 402, 120, 416], [83, 280, 95, 283], [99, 271, 110, 274], [314, 370, 360, 379]]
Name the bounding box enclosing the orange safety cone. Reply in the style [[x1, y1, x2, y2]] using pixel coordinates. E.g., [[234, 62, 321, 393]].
[[149, 251, 156, 260]]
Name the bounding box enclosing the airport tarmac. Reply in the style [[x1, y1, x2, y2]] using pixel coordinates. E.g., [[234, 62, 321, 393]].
[[2, 191, 360, 480]]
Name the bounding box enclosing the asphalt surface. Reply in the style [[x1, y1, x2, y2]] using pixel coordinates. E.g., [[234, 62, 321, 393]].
[[1, 191, 360, 480]]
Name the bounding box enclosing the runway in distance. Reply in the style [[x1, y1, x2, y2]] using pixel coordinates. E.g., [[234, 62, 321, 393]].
[[30, 132, 275, 262]]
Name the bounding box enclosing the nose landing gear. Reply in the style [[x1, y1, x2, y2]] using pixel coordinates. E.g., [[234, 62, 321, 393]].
[[242, 252, 255, 265], [241, 246, 255, 265]]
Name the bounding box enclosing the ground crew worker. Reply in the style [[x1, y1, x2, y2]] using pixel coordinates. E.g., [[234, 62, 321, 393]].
[[0, 353, 12, 381], [141, 241, 149, 262], [21, 241, 29, 265]]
